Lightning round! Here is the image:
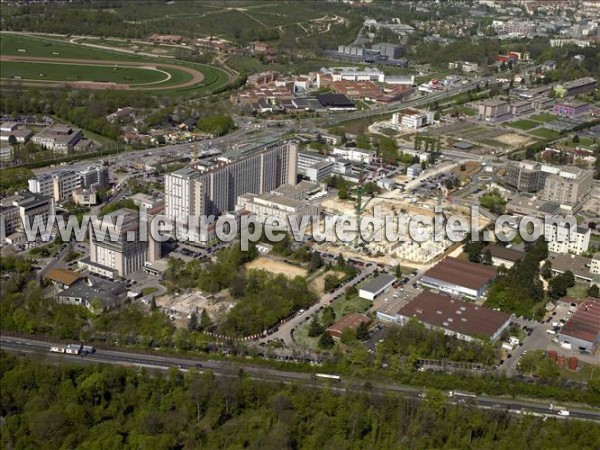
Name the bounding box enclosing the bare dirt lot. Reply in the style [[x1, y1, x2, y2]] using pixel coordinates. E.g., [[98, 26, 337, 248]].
[[493, 133, 535, 147], [245, 257, 308, 279]]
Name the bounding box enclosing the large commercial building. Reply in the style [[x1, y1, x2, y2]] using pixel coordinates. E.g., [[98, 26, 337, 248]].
[[560, 77, 597, 97], [420, 257, 497, 300], [80, 166, 109, 189], [371, 42, 403, 60], [557, 297, 600, 353], [393, 292, 512, 343], [165, 141, 298, 234]]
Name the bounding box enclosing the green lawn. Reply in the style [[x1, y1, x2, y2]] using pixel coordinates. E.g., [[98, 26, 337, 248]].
[[0, 33, 230, 94], [529, 113, 557, 123], [528, 128, 560, 140], [508, 119, 539, 131], [332, 295, 371, 317], [1, 61, 169, 85], [566, 282, 592, 300], [453, 106, 477, 117], [564, 136, 596, 149]]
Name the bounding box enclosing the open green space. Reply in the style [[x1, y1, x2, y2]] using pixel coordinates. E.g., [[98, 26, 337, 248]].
[[508, 119, 539, 130], [0, 33, 230, 94], [564, 136, 596, 148], [528, 128, 561, 140], [529, 113, 557, 123], [1, 61, 169, 85]]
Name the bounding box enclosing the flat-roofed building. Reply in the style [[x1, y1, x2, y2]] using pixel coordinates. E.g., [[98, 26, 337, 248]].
[[394, 291, 512, 342], [541, 166, 594, 208], [545, 224, 590, 255], [477, 99, 510, 122], [359, 274, 397, 301], [482, 244, 524, 269], [420, 257, 497, 300], [332, 147, 376, 164], [236, 192, 320, 223], [505, 160, 543, 192], [0, 191, 55, 241], [31, 125, 83, 154], [557, 297, 600, 353]]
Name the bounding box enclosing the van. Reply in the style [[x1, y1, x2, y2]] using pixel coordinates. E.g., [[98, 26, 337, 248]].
[[546, 329, 556, 335]]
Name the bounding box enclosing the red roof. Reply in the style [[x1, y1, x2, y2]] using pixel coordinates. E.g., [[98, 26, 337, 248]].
[[397, 291, 511, 339], [560, 297, 600, 344], [423, 257, 497, 290]]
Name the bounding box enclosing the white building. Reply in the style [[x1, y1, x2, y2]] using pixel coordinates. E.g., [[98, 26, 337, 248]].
[[359, 274, 396, 301], [545, 223, 590, 255], [28, 170, 82, 202], [407, 163, 422, 178], [236, 192, 320, 223], [332, 147, 376, 164], [401, 113, 428, 129]]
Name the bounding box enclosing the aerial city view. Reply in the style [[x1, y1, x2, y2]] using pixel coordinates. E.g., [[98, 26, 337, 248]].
[[0, 0, 599, 447]]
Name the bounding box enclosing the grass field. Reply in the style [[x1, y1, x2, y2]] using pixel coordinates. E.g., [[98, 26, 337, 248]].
[[508, 119, 539, 130], [1, 61, 170, 85], [529, 113, 557, 123], [528, 127, 561, 140], [0, 33, 229, 94]]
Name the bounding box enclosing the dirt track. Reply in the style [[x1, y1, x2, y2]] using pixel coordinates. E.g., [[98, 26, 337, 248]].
[[0, 55, 204, 90]]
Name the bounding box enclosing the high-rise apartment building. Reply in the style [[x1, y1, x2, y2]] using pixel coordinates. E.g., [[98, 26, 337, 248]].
[[165, 141, 298, 229], [541, 167, 593, 207]]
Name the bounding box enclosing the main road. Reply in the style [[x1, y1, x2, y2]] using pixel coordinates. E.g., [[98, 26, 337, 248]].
[[2, 335, 599, 423]]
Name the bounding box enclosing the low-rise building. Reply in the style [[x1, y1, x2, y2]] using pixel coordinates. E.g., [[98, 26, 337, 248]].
[[477, 99, 510, 122], [547, 252, 600, 285], [326, 313, 371, 339], [332, 147, 376, 164], [557, 297, 600, 353], [552, 100, 591, 117], [392, 291, 512, 343], [407, 163, 422, 178], [31, 125, 83, 154], [482, 244, 524, 269], [236, 192, 320, 223], [72, 188, 98, 206], [359, 274, 396, 301], [420, 257, 497, 300], [57, 277, 128, 312]]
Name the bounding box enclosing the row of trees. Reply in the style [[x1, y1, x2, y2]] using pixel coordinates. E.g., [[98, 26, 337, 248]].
[[4, 353, 599, 449]]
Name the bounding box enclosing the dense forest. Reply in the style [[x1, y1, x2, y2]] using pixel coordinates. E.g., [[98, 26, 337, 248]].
[[1, 353, 599, 449]]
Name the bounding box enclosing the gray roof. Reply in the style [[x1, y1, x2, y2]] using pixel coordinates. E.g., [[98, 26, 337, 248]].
[[360, 274, 397, 294], [58, 278, 127, 309]]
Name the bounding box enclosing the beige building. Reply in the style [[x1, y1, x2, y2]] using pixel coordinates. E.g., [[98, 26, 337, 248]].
[[0, 191, 55, 242], [86, 208, 160, 278], [541, 167, 593, 208], [477, 99, 510, 121], [236, 192, 320, 223]]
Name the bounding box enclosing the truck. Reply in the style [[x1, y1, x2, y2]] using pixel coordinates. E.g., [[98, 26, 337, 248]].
[[557, 410, 570, 416], [49, 346, 66, 353], [501, 342, 514, 351]]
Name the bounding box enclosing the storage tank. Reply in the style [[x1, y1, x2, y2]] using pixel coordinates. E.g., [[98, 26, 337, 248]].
[[568, 357, 578, 371], [557, 355, 566, 368]]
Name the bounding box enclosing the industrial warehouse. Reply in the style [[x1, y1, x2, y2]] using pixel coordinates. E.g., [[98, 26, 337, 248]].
[[393, 292, 512, 343], [419, 257, 498, 300]]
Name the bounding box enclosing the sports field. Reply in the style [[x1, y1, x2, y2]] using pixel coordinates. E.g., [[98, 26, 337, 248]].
[[0, 33, 229, 93]]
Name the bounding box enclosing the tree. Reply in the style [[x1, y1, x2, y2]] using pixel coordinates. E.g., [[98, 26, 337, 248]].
[[188, 310, 199, 332], [318, 331, 335, 349], [338, 182, 349, 200], [356, 134, 370, 149], [200, 309, 212, 330], [541, 261, 552, 280], [309, 252, 323, 272], [587, 284, 599, 298], [395, 264, 402, 278], [308, 317, 325, 337], [356, 321, 370, 341], [482, 249, 493, 265], [563, 270, 575, 288], [572, 134, 580, 144], [340, 328, 356, 345], [345, 285, 357, 299]]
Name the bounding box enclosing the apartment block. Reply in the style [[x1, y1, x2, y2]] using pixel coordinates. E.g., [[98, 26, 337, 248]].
[[0, 191, 55, 242], [544, 224, 591, 255], [541, 167, 594, 207]]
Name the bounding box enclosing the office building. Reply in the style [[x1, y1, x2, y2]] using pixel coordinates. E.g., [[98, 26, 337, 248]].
[[560, 77, 597, 96], [28, 170, 82, 202], [552, 100, 591, 117], [236, 192, 320, 223], [80, 166, 109, 189], [332, 147, 376, 164], [505, 160, 543, 192], [0, 191, 55, 241], [371, 43, 403, 60], [477, 99, 510, 122], [541, 167, 593, 207]]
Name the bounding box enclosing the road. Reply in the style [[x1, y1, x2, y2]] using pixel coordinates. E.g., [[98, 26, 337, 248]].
[[2, 335, 599, 423], [260, 263, 378, 346]]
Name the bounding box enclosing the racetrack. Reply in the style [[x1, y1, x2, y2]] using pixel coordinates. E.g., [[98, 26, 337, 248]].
[[0, 55, 204, 91]]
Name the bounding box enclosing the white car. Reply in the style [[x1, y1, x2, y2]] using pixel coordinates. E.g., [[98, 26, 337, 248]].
[[557, 410, 570, 416]]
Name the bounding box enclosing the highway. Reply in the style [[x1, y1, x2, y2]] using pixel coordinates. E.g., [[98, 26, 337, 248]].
[[2, 335, 599, 423]]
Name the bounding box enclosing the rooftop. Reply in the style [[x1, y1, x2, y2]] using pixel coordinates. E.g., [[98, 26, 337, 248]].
[[397, 291, 511, 339], [360, 273, 397, 294], [559, 297, 600, 344], [326, 313, 371, 338], [483, 244, 525, 263], [58, 278, 127, 310], [44, 268, 83, 286], [423, 257, 497, 290]]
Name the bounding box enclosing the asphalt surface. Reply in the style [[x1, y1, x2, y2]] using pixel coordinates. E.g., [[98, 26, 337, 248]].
[[2, 335, 599, 423]]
